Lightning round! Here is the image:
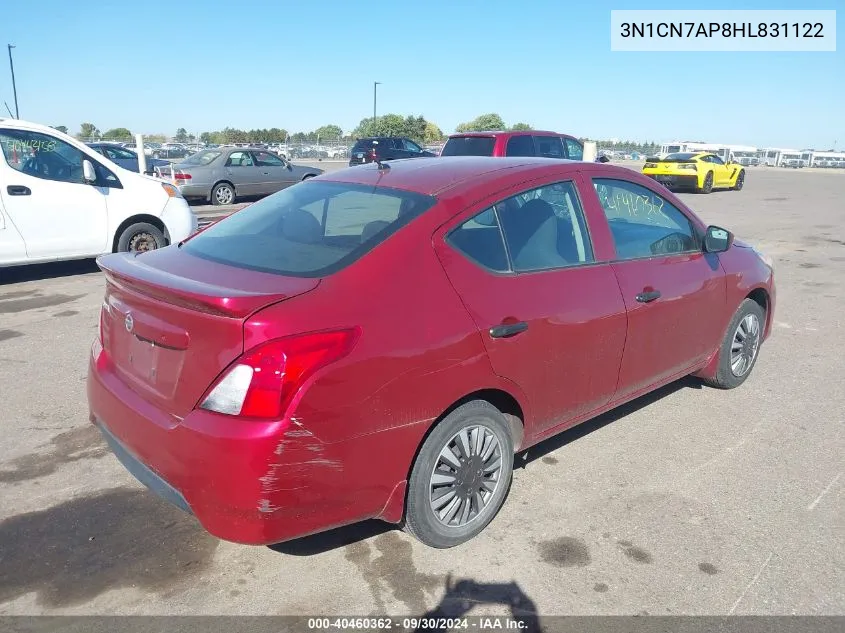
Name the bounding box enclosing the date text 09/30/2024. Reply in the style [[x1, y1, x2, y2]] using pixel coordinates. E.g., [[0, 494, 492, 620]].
[[307, 617, 531, 631]]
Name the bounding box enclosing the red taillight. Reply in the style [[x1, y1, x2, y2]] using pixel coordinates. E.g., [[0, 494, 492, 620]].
[[368, 148, 378, 161], [199, 328, 360, 420], [174, 172, 192, 180]]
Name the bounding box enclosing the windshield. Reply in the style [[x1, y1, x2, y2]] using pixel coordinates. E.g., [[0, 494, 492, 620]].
[[183, 181, 436, 277], [181, 150, 222, 166], [441, 136, 495, 157]]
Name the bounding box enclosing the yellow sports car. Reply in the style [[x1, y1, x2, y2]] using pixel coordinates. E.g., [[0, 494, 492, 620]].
[[642, 152, 745, 193]]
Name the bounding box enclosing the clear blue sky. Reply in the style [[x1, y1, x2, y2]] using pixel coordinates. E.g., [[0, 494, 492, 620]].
[[1, 0, 842, 148]]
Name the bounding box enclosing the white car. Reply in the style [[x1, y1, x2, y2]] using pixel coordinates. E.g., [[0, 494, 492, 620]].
[[0, 118, 196, 267]]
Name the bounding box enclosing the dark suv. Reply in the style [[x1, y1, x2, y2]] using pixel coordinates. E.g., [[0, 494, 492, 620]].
[[441, 130, 584, 160], [349, 137, 436, 166]]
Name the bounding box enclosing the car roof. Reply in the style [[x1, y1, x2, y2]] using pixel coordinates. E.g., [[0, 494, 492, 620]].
[[447, 130, 565, 138], [321, 156, 589, 196]]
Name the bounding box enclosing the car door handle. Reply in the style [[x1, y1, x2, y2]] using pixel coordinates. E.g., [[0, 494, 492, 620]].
[[489, 321, 529, 338], [636, 290, 662, 303], [7, 185, 31, 196]]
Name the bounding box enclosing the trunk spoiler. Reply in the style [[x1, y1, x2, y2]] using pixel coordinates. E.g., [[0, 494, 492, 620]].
[[97, 252, 319, 319]]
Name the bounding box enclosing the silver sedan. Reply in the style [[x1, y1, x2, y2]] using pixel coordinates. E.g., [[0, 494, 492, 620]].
[[173, 147, 324, 205]]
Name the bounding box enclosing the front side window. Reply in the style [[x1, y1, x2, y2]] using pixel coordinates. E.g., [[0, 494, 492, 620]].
[[253, 151, 284, 167], [403, 139, 422, 152], [183, 181, 435, 277], [0, 128, 86, 184], [533, 136, 564, 159], [565, 138, 583, 160], [709, 154, 725, 165], [226, 151, 254, 167], [593, 178, 699, 260], [505, 135, 535, 157]]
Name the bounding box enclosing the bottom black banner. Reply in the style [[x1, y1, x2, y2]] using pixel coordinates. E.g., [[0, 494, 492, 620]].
[[1, 616, 842, 633]]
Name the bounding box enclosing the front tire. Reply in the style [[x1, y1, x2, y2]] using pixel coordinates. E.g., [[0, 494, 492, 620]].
[[116, 222, 166, 253], [703, 299, 765, 389], [405, 400, 514, 548], [700, 171, 714, 194], [211, 182, 235, 205], [733, 169, 745, 190]]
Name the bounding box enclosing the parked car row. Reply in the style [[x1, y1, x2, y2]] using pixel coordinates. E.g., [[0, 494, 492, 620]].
[[347, 131, 590, 167]]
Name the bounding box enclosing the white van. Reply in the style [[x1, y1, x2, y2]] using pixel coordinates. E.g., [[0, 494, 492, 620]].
[[0, 119, 196, 267]]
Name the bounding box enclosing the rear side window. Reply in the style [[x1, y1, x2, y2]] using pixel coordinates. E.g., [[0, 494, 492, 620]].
[[183, 181, 436, 277], [441, 136, 495, 157], [533, 136, 564, 159], [505, 135, 535, 157], [447, 210, 509, 272], [564, 138, 583, 160]]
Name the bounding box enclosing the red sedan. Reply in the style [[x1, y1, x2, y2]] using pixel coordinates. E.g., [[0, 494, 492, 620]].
[[87, 157, 776, 548]]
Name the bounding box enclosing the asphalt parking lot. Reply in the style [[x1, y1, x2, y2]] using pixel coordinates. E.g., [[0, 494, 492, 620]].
[[0, 165, 842, 617]]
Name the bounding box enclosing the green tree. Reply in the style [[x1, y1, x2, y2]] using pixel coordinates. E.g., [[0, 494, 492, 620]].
[[146, 133, 167, 143], [268, 128, 288, 143], [199, 132, 213, 144], [102, 127, 132, 140], [51, 125, 68, 134], [510, 122, 532, 131], [174, 127, 189, 143], [313, 124, 343, 140], [424, 121, 444, 143], [351, 114, 430, 142], [77, 123, 100, 140], [455, 113, 506, 133]]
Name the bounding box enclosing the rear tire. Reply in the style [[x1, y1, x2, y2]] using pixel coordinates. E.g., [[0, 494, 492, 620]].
[[700, 171, 714, 194], [116, 222, 166, 253], [703, 299, 765, 389], [733, 169, 745, 191], [405, 400, 514, 548], [211, 181, 236, 205]]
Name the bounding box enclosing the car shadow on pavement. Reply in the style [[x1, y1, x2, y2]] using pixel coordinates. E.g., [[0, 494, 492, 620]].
[[0, 259, 100, 285], [270, 376, 702, 557], [519, 376, 702, 467], [269, 520, 396, 556]]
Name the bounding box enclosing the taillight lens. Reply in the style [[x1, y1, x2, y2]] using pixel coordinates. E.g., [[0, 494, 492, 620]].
[[679, 163, 697, 170], [368, 149, 378, 161], [174, 171, 192, 180], [199, 328, 360, 420], [644, 162, 658, 169]]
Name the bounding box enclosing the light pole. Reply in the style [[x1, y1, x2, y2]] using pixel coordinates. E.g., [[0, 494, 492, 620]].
[[373, 81, 381, 128], [7, 44, 19, 118]]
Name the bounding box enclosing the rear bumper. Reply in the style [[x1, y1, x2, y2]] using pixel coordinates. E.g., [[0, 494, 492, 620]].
[[645, 173, 699, 189], [87, 344, 415, 545], [176, 183, 212, 199]]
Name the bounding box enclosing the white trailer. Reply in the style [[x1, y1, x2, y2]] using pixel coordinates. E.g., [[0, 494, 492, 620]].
[[659, 141, 757, 163], [758, 148, 801, 167]]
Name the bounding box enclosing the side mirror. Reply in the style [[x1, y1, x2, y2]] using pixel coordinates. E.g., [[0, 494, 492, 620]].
[[82, 159, 97, 183], [704, 225, 733, 253], [597, 155, 610, 163]]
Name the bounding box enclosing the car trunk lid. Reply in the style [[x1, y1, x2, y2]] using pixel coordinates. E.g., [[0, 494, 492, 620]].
[[97, 248, 320, 418]]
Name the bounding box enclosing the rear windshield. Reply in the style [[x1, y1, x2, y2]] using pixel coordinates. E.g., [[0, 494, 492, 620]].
[[181, 150, 221, 166], [182, 181, 436, 277], [441, 136, 495, 157], [352, 139, 379, 150], [662, 152, 698, 161]]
